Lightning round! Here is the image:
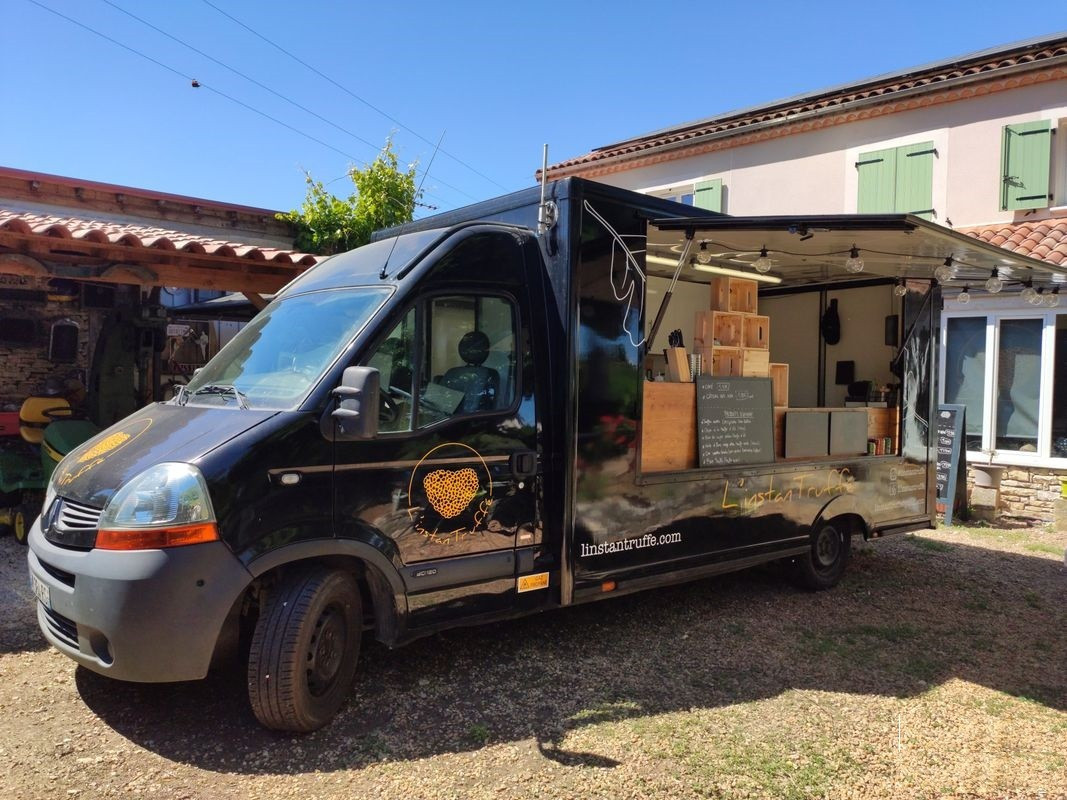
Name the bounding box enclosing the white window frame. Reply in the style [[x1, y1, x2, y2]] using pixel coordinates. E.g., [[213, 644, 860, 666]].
[[642, 175, 724, 208], [940, 298, 1064, 468]]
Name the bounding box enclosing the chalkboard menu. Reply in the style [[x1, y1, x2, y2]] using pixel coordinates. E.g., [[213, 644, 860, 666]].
[[696, 375, 775, 468], [935, 403, 967, 525]]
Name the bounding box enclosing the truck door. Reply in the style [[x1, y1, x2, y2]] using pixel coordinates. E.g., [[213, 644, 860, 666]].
[[333, 229, 542, 628]]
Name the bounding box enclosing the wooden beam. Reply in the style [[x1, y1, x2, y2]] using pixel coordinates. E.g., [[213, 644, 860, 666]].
[[242, 292, 269, 310], [0, 253, 51, 276], [0, 230, 310, 293], [100, 263, 159, 285]]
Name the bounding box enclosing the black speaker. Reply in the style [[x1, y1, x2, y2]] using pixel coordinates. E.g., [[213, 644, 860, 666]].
[[884, 314, 899, 347], [835, 360, 855, 385]]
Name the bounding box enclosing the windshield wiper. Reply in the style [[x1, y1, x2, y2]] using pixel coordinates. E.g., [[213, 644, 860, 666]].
[[191, 384, 251, 409]]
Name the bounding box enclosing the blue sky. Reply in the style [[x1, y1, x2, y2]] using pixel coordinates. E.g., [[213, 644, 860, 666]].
[[4, 1, 1063, 216]]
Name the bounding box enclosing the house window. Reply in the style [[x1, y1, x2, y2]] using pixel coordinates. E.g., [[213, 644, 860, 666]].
[[1000, 120, 1052, 211], [941, 309, 1065, 463], [857, 141, 936, 219], [651, 178, 723, 212]]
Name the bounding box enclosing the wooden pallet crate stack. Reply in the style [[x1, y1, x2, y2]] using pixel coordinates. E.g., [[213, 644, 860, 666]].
[[692, 277, 788, 406]]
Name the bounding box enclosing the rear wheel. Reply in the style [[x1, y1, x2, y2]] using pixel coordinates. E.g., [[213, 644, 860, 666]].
[[247, 567, 362, 732], [794, 521, 850, 590]]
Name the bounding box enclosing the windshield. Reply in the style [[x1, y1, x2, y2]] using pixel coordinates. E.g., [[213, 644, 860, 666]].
[[182, 288, 391, 410]]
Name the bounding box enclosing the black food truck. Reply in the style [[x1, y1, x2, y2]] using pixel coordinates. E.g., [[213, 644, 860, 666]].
[[27, 178, 1065, 731]]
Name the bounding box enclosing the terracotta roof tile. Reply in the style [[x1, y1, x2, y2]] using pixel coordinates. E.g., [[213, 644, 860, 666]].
[[0, 208, 317, 266], [960, 217, 1067, 268], [547, 37, 1067, 175]]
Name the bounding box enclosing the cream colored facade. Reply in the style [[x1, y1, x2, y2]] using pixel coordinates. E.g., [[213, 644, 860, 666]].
[[598, 80, 1067, 230]]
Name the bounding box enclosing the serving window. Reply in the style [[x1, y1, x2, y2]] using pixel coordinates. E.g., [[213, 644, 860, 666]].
[[639, 273, 903, 473]]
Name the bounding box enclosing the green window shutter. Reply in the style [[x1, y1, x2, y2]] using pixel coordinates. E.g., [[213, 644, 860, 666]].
[[1000, 120, 1052, 211], [694, 179, 722, 212], [857, 148, 897, 213], [895, 141, 936, 219]]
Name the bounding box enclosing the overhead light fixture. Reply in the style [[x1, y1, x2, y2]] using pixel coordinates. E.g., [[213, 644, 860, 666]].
[[894, 279, 908, 297], [844, 245, 865, 274], [1033, 287, 1046, 306], [934, 256, 954, 283], [957, 287, 971, 305], [696, 241, 713, 265], [984, 267, 1003, 294], [1047, 287, 1061, 308], [645, 254, 782, 284], [1021, 279, 1039, 304], [753, 246, 773, 273], [690, 262, 782, 284]]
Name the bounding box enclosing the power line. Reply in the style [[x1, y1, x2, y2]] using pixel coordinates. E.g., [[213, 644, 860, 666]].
[[24, 0, 443, 214], [199, 0, 509, 192], [96, 0, 478, 203]]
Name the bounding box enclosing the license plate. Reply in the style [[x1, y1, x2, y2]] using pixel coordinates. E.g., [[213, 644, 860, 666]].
[[30, 573, 50, 609]]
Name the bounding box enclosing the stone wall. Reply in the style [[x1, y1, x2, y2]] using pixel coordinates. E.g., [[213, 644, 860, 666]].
[[966, 465, 1066, 524], [0, 301, 93, 410]]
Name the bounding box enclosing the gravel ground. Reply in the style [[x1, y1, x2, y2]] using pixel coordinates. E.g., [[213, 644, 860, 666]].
[[1, 523, 1065, 799]]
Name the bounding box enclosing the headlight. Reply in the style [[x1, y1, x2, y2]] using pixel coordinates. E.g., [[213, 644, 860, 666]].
[[97, 463, 219, 550]]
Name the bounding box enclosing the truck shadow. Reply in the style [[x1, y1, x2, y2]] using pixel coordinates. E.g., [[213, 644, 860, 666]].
[[75, 536, 1067, 775]]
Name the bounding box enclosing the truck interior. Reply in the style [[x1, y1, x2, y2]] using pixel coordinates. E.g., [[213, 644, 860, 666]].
[[635, 214, 1066, 473]]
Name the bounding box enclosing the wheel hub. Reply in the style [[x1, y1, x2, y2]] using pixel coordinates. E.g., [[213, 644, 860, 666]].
[[307, 606, 346, 696], [814, 527, 840, 568]]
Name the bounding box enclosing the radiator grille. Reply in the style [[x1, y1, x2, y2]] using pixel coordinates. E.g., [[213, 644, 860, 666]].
[[43, 498, 102, 549], [42, 606, 79, 648]]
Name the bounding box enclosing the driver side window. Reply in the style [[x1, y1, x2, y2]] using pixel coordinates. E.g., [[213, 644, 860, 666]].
[[365, 295, 517, 433]]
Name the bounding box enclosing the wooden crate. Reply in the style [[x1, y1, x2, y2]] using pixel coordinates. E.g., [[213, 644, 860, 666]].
[[710, 277, 759, 314], [703, 346, 743, 376], [742, 315, 770, 349], [773, 406, 786, 459], [695, 310, 743, 348], [741, 348, 770, 377], [769, 363, 789, 407], [640, 382, 697, 472]]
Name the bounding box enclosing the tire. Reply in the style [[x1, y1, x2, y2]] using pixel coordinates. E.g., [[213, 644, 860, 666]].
[[13, 505, 34, 546], [247, 567, 362, 732], [793, 521, 850, 591]]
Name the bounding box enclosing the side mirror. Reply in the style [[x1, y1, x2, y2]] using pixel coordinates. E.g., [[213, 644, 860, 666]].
[[331, 366, 379, 441]]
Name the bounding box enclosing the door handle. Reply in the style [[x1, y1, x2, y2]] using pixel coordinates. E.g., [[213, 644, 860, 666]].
[[510, 450, 537, 479]]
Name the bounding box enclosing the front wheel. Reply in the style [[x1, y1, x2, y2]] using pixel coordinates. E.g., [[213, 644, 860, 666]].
[[247, 567, 362, 732], [793, 521, 850, 591]]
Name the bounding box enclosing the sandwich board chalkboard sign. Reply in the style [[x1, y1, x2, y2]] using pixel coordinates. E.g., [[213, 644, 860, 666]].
[[935, 404, 967, 525], [695, 376, 775, 468]]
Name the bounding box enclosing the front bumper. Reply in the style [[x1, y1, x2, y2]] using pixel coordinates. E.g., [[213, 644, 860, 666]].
[[26, 518, 252, 682]]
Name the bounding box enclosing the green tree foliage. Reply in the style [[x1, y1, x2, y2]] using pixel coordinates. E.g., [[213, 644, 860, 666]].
[[278, 140, 420, 255]]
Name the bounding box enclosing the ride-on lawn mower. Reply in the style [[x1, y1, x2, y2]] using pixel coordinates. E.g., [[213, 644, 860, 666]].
[[0, 377, 99, 545]]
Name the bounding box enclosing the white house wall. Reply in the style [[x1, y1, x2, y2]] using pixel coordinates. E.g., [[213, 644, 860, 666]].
[[607, 81, 1067, 228]]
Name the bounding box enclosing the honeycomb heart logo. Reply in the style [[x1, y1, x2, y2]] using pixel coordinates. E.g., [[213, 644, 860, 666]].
[[423, 468, 480, 519]]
